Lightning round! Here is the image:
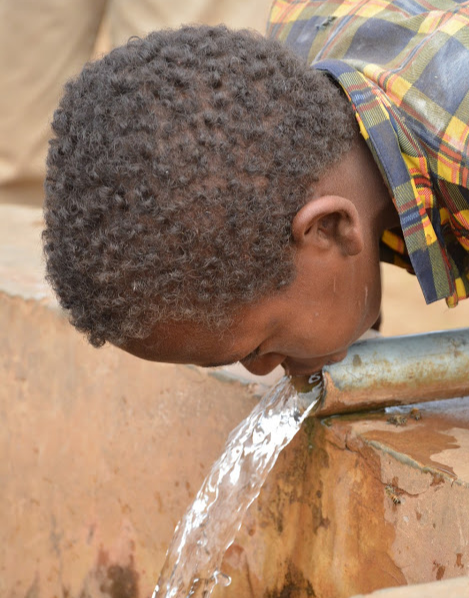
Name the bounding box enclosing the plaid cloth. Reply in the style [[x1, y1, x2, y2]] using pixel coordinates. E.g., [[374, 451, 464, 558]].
[[268, 0, 469, 307]]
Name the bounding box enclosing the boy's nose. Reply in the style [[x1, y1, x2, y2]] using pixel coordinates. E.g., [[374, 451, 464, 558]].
[[241, 353, 286, 376], [242, 350, 349, 377]]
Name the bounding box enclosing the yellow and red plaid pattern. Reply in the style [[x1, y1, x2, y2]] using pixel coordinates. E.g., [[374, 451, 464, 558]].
[[268, 0, 469, 306]]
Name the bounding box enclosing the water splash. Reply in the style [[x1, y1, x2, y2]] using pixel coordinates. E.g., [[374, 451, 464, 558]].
[[152, 373, 324, 598]]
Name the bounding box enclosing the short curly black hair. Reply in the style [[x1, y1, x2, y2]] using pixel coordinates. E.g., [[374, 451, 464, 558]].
[[43, 25, 357, 348]]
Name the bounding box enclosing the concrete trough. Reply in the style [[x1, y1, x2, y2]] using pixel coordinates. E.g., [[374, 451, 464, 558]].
[[2, 204, 469, 598]]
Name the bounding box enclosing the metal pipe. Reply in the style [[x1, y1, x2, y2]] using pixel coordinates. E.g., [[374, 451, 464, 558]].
[[293, 328, 469, 416]]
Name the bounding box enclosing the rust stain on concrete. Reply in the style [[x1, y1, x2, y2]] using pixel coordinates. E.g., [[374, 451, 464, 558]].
[[263, 562, 316, 597], [362, 424, 458, 479], [78, 548, 140, 598], [433, 561, 446, 581], [430, 428, 469, 481], [346, 408, 468, 482]]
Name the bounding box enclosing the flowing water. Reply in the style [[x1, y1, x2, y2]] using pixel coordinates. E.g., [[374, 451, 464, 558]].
[[152, 372, 324, 598]]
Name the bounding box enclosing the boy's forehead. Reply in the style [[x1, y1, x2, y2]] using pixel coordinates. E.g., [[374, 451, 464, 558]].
[[119, 318, 245, 365]]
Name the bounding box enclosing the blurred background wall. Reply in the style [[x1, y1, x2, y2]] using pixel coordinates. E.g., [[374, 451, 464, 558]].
[[0, 0, 273, 207]]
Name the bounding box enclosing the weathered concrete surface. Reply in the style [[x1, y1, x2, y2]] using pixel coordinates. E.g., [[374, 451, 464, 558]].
[[3, 203, 469, 598], [0, 205, 273, 598], [0, 204, 260, 597], [0, 292, 260, 598], [352, 576, 469, 597], [216, 400, 469, 598]]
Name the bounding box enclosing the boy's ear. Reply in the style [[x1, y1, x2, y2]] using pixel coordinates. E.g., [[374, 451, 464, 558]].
[[291, 195, 364, 256]]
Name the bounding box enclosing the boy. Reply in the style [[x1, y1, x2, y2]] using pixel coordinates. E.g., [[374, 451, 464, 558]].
[[43, 0, 469, 377]]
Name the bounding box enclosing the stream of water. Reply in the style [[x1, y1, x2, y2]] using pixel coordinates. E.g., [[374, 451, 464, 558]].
[[152, 373, 324, 598]]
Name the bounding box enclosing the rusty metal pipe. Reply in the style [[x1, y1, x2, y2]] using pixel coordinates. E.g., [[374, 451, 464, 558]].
[[292, 328, 469, 416]]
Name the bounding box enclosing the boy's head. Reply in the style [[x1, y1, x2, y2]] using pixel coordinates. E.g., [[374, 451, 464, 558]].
[[43, 25, 383, 375]]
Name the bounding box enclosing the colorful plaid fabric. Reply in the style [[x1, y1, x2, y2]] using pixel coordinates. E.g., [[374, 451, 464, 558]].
[[268, 0, 469, 307]]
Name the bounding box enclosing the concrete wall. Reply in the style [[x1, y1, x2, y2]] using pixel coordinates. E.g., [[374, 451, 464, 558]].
[[2, 204, 469, 598], [1, 206, 260, 597], [0, 293, 261, 598], [216, 399, 469, 597]]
